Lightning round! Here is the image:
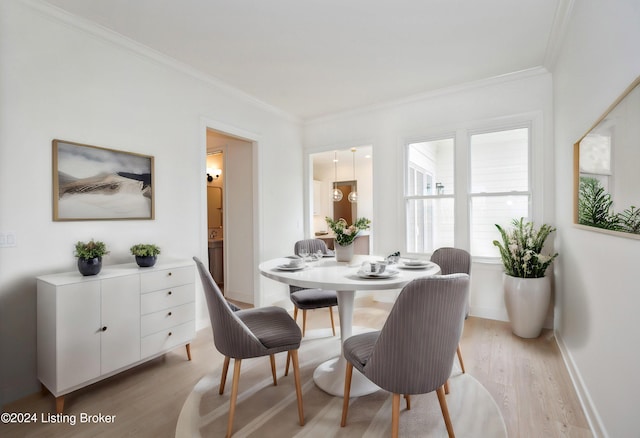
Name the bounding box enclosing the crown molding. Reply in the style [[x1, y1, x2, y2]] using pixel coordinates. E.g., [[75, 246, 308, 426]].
[[543, 0, 575, 71], [305, 67, 551, 126], [22, 0, 301, 124]]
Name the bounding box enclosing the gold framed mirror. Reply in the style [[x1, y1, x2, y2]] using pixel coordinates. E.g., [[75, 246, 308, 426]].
[[574, 75, 640, 239]]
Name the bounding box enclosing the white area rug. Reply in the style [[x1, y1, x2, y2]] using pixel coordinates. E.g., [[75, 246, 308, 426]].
[[176, 329, 506, 437]]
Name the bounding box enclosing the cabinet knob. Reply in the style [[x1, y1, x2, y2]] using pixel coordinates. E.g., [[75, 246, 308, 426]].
[[168, 332, 172, 336], [101, 326, 107, 332], [168, 272, 172, 276], [168, 312, 172, 316], [168, 290, 172, 295]]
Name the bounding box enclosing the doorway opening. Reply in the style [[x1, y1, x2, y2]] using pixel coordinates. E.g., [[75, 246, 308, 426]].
[[310, 146, 373, 252], [205, 128, 256, 305]]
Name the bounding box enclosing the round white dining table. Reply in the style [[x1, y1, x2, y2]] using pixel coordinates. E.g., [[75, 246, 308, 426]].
[[259, 254, 441, 397]]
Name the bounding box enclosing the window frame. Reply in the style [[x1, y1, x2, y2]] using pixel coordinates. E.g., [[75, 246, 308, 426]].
[[402, 113, 542, 261], [403, 133, 457, 254]]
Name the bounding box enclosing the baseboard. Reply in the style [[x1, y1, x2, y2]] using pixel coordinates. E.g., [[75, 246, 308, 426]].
[[469, 305, 509, 322], [554, 331, 607, 438]]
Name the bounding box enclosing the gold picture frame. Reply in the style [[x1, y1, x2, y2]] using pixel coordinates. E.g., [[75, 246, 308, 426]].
[[573, 76, 640, 239], [52, 139, 155, 221]]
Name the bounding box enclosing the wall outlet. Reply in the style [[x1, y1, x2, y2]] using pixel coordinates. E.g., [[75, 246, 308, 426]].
[[0, 232, 16, 248]]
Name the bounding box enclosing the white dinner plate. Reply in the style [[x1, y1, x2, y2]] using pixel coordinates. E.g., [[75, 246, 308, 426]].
[[276, 264, 307, 271], [356, 269, 399, 279], [402, 259, 429, 266], [399, 262, 433, 269]]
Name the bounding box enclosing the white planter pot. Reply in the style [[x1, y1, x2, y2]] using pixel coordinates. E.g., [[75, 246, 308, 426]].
[[503, 274, 551, 338], [334, 241, 354, 262]]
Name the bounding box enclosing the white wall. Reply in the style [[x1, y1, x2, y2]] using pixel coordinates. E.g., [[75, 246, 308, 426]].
[[0, 0, 303, 405], [552, 1, 640, 436], [304, 70, 555, 323]]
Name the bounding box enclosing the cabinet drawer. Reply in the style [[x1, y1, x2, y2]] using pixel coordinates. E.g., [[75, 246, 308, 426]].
[[141, 284, 193, 315], [141, 302, 195, 337], [141, 321, 194, 359], [140, 266, 193, 293]]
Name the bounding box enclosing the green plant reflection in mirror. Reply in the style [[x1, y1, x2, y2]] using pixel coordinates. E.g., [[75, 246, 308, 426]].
[[574, 76, 640, 237]]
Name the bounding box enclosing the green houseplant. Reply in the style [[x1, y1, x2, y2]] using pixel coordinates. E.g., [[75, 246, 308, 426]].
[[493, 218, 558, 278], [493, 218, 558, 338], [74, 239, 109, 276], [130, 243, 161, 267], [325, 217, 370, 262]]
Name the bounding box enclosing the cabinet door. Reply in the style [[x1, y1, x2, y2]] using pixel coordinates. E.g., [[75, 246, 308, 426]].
[[57, 282, 101, 391], [101, 275, 141, 375]]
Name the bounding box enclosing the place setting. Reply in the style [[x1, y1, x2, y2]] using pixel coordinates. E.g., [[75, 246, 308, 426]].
[[356, 260, 400, 279], [275, 248, 331, 271], [397, 258, 434, 270], [275, 257, 308, 271]]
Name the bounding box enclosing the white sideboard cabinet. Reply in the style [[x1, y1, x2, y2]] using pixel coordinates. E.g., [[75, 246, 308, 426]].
[[37, 259, 195, 413]]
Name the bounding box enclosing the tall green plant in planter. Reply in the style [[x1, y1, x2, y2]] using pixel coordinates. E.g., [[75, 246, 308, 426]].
[[493, 218, 558, 338], [493, 218, 558, 278], [74, 239, 109, 276]]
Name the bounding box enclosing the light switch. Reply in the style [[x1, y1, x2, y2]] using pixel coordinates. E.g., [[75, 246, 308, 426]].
[[0, 232, 16, 248]]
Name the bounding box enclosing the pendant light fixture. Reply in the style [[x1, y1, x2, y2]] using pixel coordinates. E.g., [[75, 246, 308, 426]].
[[348, 148, 358, 203], [331, 151, 343, 202]]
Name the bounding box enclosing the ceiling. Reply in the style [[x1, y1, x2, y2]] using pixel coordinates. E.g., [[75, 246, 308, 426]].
[[42, 0, 568, 121]]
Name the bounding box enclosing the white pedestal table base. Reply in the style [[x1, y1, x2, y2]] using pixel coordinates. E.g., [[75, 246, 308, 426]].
[[312, 290, 381, 397]]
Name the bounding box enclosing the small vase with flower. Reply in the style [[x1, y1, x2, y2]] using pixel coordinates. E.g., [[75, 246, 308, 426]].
[[325, 217, 371, 262]]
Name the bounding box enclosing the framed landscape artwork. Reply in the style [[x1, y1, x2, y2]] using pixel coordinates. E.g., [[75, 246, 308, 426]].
[[52, 140, 155, 221]]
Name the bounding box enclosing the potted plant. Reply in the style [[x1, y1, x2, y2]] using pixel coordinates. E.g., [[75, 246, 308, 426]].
[[74, 239, 109, 276], [130, 243, 161, 267], [325, 217, 371, 262], [493, 218, 558, 338]]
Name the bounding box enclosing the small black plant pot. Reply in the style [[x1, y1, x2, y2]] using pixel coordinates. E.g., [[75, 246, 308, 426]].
[[135, 255, 157, 268], [77, 257, 102, 276]]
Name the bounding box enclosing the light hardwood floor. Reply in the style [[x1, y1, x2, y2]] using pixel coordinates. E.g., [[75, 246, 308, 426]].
[[3, 296, 591, 437]]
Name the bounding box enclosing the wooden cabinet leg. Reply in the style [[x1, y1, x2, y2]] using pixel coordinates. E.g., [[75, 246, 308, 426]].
[[185, 343, 192, 361], [55, 396, 64, 414]]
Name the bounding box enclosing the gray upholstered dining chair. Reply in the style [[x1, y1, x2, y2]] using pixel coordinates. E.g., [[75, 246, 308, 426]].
[[430, 247, 471, 374], [193, 257, 304, 437], [290, 239, 338, 337], [341, 274, 469, 438]]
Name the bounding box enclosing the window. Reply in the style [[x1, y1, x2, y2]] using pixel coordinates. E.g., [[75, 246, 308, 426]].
[[404, 124, 532, 258], [470, 127, 530, 257], [405, 137, 455, 253]]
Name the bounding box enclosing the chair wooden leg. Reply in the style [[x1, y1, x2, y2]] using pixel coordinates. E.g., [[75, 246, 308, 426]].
[[444, 379, 450, 394], [328, 306, 336, 336], [269, 354, 277, 386], [302, 309, 307, 336], [293, 306, 299, 323], [219, 356, 230, 394], [290, 349, 305, 426], [284, 352, 291, 376], [456, 345, 465, 373], [392, 393, 401, 438], [341, 362, 353, 427], [185, 343, 192, 361], [227, 359, 242, 438], [436, 386, 455, 438], [404, 394, 411, 410]]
